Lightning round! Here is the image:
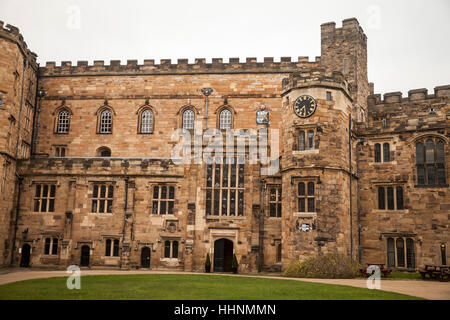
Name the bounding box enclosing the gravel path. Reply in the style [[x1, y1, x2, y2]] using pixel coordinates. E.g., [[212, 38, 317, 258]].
[[0, 268, 448, 300]]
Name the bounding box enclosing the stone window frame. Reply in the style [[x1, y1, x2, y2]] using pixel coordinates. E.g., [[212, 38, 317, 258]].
[[292, 123, 319, 153], [413, 135, 447, 187], [215, 105, 236, 131], [136, 102, 157, 134], [104, 238, 120, 257], [296, 180, 316, 213], [267, 184, 282, 218], [43, 237, 58, 256], [376, 184, 405, 211], [205, 156, 245, 217], [90, 182, 115, 214], [52, 102, 73, 134], [385, 236, 416, 269], [151, 184, 176, 215], [163, 239, 179, 259], [33, 182, 56, 213], [53, 145, 67, 157], [95, 102, 116, 135], [368, 138, 393, 164], [176, 105, 200, 131], [274, 239, 282, 263]]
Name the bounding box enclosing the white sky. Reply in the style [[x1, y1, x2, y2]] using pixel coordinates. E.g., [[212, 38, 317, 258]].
[[1, 0, 449, 95]]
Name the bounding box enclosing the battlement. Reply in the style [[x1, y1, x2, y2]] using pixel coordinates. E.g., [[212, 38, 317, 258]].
[[281, 68, 350, 98], [39, 56, 322, 76], [321, 17, 366, 40], [368, 85, 450, 105], [0, 21, 38, 68]]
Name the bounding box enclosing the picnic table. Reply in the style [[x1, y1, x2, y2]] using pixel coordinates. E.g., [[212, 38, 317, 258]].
[[419, 265, 449, 281], [360, 263, 392, 278]]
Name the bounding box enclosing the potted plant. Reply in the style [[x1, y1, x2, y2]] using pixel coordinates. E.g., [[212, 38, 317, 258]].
[[205, 253, 211, 273], [232, 254, 239, 274]]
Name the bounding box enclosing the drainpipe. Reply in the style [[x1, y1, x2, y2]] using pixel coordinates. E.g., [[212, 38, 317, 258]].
[[15, 58, 27, 158], [259, 178, 266, 272], [349, 115, 353, 259], [356, 138, 363, 264], [32, 88, 46, 155], [120, 177, 129, 268], [10, 174, 23, 265], [201, 88, 213, 130]]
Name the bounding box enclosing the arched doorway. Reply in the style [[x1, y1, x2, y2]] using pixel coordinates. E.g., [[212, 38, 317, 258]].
[[141, 247, 151, 268], [214, 238, 233, 272], [20, 244, 31, 267], [80, 245, 90, 267]]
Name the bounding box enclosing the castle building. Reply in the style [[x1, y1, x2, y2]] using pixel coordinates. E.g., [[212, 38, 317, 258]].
[[0, 18, 448, 272]]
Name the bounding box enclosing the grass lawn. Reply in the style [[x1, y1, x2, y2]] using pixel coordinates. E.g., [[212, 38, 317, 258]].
[[0, 274, 421, 300]]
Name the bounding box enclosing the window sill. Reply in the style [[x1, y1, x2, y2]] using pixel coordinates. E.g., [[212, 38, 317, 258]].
[[371, 209, 409, 214], [293, 149, 318, 155], [414, 184, 448, 188], [103, 256, 120, 258], [53, 132, 69, 135], [206, 215, 246, 220], [89, 212, 113, 216], [293, 212, 317, 218]]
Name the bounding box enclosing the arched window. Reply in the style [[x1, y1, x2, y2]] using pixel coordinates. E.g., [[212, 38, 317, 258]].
[[387, 238, 395, 267], [416, 137, 446, 186], [182, 109, 195, 130], [396, 238, 405, 267], [406, 238, 415, 269], [164, 240, 171, 258], [383, 143, 390, 162], [99, 109, 112, 133], [97, 147, 111, 157], [374, 143, 381, 162], [140, 109, 154, 133], [105, 239, 111, 256], [57, 110, 70, 133], [219, 109, 232, 130], [172, 241, 179, 259]]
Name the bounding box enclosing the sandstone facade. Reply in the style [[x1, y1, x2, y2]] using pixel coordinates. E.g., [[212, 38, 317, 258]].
[[0, 18, 448, 272]]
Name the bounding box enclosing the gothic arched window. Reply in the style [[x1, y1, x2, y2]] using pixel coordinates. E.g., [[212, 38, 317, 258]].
[[99, 109, 112, 133], [416, 137, 446, 186], [219, 109, 232, 130], [57, 110, 70, 133], [182, 109, 195, 130], [140, 109, 154, 134]]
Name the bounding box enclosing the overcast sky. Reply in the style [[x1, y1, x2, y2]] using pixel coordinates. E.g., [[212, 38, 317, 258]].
[[1, 0, 449, 95]]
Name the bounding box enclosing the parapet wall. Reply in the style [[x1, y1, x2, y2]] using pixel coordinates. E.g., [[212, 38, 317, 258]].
[[368, 85, 450, 106], [39, 56, 321, 77], [0, 21, 38, 68]]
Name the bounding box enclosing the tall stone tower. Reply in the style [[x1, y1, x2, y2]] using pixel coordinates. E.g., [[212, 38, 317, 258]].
[[320, 18, 369, 122], [280, 69, 355, 267], [0, 22, 38, 265]]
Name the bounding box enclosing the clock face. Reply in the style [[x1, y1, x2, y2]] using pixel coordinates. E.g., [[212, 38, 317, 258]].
[[293, 95, 317, 118]]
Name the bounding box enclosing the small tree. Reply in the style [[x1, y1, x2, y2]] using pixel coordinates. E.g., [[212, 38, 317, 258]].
[[205, 253, 211, 273], [232, 254, 239, 273]]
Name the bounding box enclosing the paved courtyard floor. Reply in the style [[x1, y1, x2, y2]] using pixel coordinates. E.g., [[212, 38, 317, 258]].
[[0, 268, 448, 300]]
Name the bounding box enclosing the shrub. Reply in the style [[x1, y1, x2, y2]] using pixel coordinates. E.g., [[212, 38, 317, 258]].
[[283, 253, 361, 279], [232, 254, 239, 273], [205, 253, 211, 273]]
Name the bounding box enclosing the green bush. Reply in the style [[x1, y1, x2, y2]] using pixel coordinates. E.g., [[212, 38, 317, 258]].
[[205, 253, 211, 273], [283, 253, 361, 279]]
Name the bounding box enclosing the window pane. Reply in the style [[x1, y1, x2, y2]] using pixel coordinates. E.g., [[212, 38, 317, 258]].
[[383, 143, 390, 162], [387, 238, 395, 267], [108, 185, 114, 198], [172, 241, 179, 258], [206, 164, 212, 187], [298, 182, 305, 196], [182, 109, 194, 130], [213, 189, 220, 215], [152, 201, 158, 214], [141, 109, 153, 133], [214, 164, 221, 188], [396, 238, 405, 267], [161, 186, 167, 199], [307, 198, 315, 212], [99, 199, 105, 213], [113, 240, 119, 257], [168, 201, 174, 214], [219, 109, 232, 130], [378, 187, 385, 210], [100, 110, 112, 133], [270, 203, 276, 217], [164, 241, 171, 258], [230, 190, 236, 216], [238, 163, 244, 188], [437, 165, 446, 185], [50, 185, 56, 197], [169, 186, 175, 199], [307, 130, 314, 149], [160, 201, 166, 215], [395, 186, 403, 210], [416, 142, 424, 164], [100, 185, 106, 198], [92, 200, 97, 213], [298, 131, 305, 151], [298, 198, 305, 212], [307, 182, 314, 195], [35, 184, 41, 197], [425, 139, 434, 163], [206, 190, 212, 215], [52, 238, 58, 255], [222, 163, 228, 187], [427, 165, 435, 185], [436, 141, 444, 163], [238, 189, 244, 216], [417, 167, 425, 185], [105, 239, 111, 256], [374, 144, 381, 162], [49, 199, 55, 212], [34, 200, 40, 212], [44, 238, 50, 255], [222, 189, 228, 216], [269, 188, 276, 201], [43, 185, 48, 197], [93, 185, 98, 198], [107, 200, 113, 213], [230, 162, 236, 187], [153, 186, 159, 199], [406, 238, 415, 269], [41, 199, 47, 212], [387, 187, 394, 210], [277, 203, 282, 217]]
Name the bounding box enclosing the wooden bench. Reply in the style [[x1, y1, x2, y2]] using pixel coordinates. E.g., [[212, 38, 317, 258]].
[[419, 265, 449, 281]]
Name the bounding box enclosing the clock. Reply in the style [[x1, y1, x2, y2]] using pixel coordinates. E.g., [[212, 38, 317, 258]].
[[293, 95, 317, 118]]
